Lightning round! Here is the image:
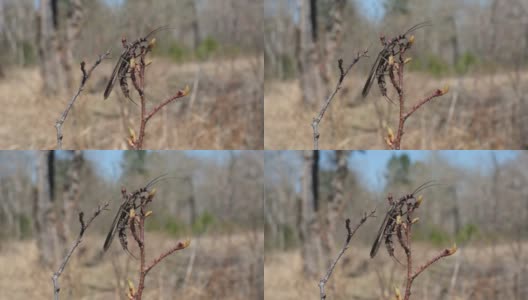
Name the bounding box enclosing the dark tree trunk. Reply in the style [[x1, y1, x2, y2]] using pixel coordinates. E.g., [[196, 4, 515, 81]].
[[57, 151, 83, 254], [300, 150, 322, 278], [37, 0, 63, 95], [322, 150, 348, 265], [35, 151, 58, 267], [296, 0, 324, 107]]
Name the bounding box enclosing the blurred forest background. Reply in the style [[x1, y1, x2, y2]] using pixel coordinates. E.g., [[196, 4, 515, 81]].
[[264, 0, 528, 149], [265, 150, 528, 299], [0, 150, 263, 299], [0, 0, 263, 149]]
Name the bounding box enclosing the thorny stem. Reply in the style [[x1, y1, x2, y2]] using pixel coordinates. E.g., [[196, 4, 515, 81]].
[[312, 49, 369, 150], [318, 210, 376, 300], [55, 50, 111, 149]]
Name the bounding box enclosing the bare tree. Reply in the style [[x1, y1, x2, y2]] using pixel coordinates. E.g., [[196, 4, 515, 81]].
[[57, 151, 83, 253], [62, 0, 84, 90], [185, 175, 197, 225], [296, 0, 324, 106], [321, 150, 348, 266], [321, 0, 346, 87], [300, 150, 322, 277], [36, 0, 63, 95], [34, 150, 59, 267], [188, 0, 201, 50]]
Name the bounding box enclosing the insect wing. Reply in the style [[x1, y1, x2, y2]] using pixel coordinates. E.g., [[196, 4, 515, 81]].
[[362, 51, 383, 97], [103, 200, 129, 251], [370, 208, 390, 258], [104, 50, 129, 99]]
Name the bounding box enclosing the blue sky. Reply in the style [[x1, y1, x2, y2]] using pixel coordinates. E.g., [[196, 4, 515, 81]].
[[348, 150, 518, 190], [83, 150, 233, 181], [78, 150, 520, 190]]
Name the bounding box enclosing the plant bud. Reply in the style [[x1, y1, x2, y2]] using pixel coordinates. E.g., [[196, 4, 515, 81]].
[[129, 58, 136, 69], [408, 35, 415, 45], [447, 243, 458, 255], [148, 188, 157, 198], [416, 195, 423, 207], [128, 128, 136, 140], [394, 286, 401, 300], [148, 38, 157, 50]]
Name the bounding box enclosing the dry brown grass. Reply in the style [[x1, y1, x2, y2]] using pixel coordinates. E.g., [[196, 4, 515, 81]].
[[0, 56, 263, 149], [0, 231, 263, 299], [265, 241, 527, 300], [265, 71, 526, 150]]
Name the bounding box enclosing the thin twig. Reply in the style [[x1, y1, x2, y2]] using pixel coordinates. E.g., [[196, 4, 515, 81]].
[[55, 50, 111, 149], [144, 241, 190, 275], [52, 201, 110, 300], [318, 209, 376, 300], [312, 49, 368, 149]]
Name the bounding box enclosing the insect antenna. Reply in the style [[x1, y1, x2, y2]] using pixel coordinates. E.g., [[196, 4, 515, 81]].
[[404, 21, 432, 36], [142, 25, 173, 41], [144, 173, 184, 190], [410, 180, 447, 197], [143, 173, 169, 190]]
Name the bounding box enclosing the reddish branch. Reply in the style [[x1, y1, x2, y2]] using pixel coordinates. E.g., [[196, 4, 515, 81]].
[[312, 49, 369, 149], [125, 41, 189, 150], [394, 199, 456, 300], [52, 201, 110, 300], [55, 51, 111, 149], [384, 40, 448, 150], [126, 189, 190, 300], [318, 210, 376, 300]]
